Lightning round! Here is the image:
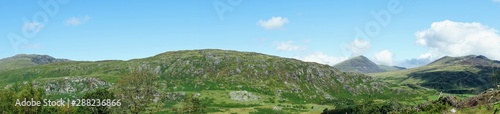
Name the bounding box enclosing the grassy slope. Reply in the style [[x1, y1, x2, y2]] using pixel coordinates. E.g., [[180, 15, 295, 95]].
[[0, 54, 70, 72], [0, 49, 428, 113], [370, 55, 500, 94], [0, 56, 38, 72]]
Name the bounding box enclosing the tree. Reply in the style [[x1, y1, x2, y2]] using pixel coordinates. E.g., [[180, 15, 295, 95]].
[[15, 82, 45, 113], [0, 82, 48, 113], [77, 88, 115, 114], [0, 86, 16, 113], [176, 94, 207, 113], [114, 70, 160, 114]]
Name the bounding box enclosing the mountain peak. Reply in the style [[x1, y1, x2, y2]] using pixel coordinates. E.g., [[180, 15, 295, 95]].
[[333, 55, 385, 73], [428, 55, 496, 66]]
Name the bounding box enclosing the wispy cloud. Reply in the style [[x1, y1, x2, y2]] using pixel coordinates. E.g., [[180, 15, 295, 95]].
[[274, 41, 305, 51], [21, 43, 42, 49], [65, 16, 91, 26], [257, 17, 289, 30], [297, 52, 348, 66], [493, 0, 500, 3], [345, 39, 370, 57], [23, 21, 44, 33]]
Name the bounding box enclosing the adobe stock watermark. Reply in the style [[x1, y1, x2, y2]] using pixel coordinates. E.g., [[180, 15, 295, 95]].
[[354, 0, 403, 41], [213, 0, 243, 21], [7, 0, 70, 53]]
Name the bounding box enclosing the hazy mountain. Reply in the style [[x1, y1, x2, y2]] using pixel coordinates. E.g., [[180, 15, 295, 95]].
[[333, 56, 386, 73], [378, 65, 406, 71], [371, 55, 500, 94]]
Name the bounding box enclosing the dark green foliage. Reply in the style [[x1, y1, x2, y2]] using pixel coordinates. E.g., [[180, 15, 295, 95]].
[[114, 70, 160, 114], [77, 88, 115, 114], [211, 102, 261, 108], [416, 100, 450, 113], [409, 67, 499, 94], [321, 98, 355, 107], [174, 94, 207, 113], [0, 82, 75, 113], [249, 108, 289, 114], [323, 100, 416, 114]]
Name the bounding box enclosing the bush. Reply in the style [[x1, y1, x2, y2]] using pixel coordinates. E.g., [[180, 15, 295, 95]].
[[114, 70, 160, 113], [322, 100, 416, 114], [174, 94, 207, 113], [77, 88, 115, 114]]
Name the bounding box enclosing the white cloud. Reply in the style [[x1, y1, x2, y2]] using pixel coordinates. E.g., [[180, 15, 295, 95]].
[[493, 0, 500, 3], [23, 21, 44, 33], [374, 50, 395, 66], [345, 39, 370, 57], [298, 52, 348, 66], [65, 16, 91, 26], [257, 17, 289, 30], [415, 20, 500, 60], [275, 41, 305, 51]]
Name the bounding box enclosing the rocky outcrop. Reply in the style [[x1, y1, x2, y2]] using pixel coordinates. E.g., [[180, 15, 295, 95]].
[[35, 77, 111, 94], [229, 91, 259, 102]]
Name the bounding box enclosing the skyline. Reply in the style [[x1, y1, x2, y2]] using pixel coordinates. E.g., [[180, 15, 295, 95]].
[[2, 0, 500, 68]]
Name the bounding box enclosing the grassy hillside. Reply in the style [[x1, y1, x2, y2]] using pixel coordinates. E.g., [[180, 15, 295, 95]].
[[371, 55, 500, 94], [0, 49, 429, 113], [0, 54, 70, 72]]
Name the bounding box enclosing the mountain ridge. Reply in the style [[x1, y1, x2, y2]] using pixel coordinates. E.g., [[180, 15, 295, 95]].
[[371, 54, 500, 94], [0, 54, 71, 72], [428, 55, 500, 66]]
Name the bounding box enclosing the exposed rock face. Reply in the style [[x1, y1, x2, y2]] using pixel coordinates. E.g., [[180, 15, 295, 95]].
[[229, 91, 259, 102], [32, 55, 70, 64], [36, 77, 111, 94], [460, 89, 500, 108]]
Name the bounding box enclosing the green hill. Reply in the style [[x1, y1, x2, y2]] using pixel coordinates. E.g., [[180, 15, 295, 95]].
[[333, 56, 387, 73], [371, 55, 500, 94], [0, 54, 70, 72], [0, 49, 423, 113]]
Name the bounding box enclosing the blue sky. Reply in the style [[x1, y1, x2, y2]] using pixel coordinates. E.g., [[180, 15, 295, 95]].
[[1, 0, 500, 68]]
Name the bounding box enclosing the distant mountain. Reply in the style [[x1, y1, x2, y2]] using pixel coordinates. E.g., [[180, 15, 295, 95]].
[[0, 54, 70, 72], [333, 56, 397, 73], [371, 55, 500, 94], [378, 65, 406, 71], [428, 55, 499, 66]]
